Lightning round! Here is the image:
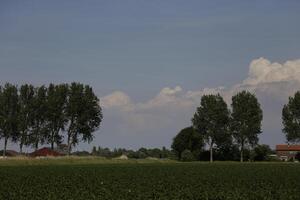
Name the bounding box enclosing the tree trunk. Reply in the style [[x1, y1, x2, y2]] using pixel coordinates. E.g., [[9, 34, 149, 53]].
[[240, 143, 244, 162], [19, 142, 23, 154], [51, 141, 54, 150], [209, 142, 213, 163], [67, 134, 71, 156], [3, 137, 8, 157], [35, 141, 38, 151], [50, 131, 55, 150]]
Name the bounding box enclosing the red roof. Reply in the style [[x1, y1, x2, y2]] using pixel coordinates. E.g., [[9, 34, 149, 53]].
[[276, 145, 300, 151], [30, 147, 63, 157]]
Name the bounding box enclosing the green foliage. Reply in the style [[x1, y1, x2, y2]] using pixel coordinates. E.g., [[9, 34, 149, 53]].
[[0, 83, 102, 154], [282, 91, 300, 142], [30, 86, 48, 150], [72, 151, 91, 156], [192, 94, 230, 162], [251, 144, 273, 161], [171, 127, 203, 160], [17, 84, 35, 153], [0, 163, 300, 199], [65, 83, 103, 155], [0, 83, 19, 156], [231, 91, 263, 162], [180, 149, 195, 161], [215, 143, 240, 161], [295, 152, 300, 161], [45, 83, 68, 149], [92, 146, 175, 159]]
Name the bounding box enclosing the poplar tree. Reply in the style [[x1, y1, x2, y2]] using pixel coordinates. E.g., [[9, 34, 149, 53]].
[[45, 83, 68, 149], [17, 84, 35, 153], [65, 83, 103, 155], [0, 83, 19, 156], [231, 91, 263, 162], [30, 86, 48, 150], [192, 94, 230, 162], [282, 91, 300, 143]]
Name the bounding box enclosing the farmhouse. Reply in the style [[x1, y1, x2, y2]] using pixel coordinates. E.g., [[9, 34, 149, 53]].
[[276, 144, 300, 161]]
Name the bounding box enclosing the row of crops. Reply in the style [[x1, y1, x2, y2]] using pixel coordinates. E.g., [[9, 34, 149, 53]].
[[0, 163, 299, 199]]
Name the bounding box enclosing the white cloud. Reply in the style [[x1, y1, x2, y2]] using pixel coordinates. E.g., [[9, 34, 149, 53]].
[[243, 57, 300, 86], [160, 86, 182, 95], [101, 91, 132, 109], [101, 58, 300, 112]]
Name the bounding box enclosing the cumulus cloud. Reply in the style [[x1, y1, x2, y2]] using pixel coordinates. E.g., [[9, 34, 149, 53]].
[[101, 86, 225, 111], [101, 58, 300, 116], [243, 57, 300, 85], [101, 91, 132, 109], [101, 57, 300, 112]]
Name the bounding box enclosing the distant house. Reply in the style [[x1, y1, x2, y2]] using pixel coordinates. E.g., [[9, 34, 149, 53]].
[[276, 144, 300, 161], [30, 147, 63, 157]]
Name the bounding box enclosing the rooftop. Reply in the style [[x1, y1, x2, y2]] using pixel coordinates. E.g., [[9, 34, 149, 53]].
[[276, 145, 300, 151]]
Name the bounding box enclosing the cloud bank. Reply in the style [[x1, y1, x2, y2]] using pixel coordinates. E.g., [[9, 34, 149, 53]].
[[98, 58, 300, 148]]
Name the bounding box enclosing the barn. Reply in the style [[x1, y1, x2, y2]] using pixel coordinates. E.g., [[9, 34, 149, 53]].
[[30, 147, 63, 157], [276, 144, 300, 161]]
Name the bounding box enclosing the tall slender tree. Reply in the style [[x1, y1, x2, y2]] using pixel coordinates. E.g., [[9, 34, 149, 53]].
[[0, 83, 19, 156], [16, 84, 35, 153], [65, 83, 102, 155], [192, 94, 230, 162], [231, 91, 263, 162], [282, 91, 300, 143], [29, 86, 48, 150], [45, 83, 68, 149]]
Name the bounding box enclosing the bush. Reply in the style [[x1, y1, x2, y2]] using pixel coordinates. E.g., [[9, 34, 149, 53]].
[[181, 149, 196, 162], [172, 127, 203, 160], [296, 152, 300, 161], [251, 144, 272, 161]]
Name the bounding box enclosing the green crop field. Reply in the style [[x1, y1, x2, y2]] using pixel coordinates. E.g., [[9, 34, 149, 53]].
[[0, 160, 299, 200]]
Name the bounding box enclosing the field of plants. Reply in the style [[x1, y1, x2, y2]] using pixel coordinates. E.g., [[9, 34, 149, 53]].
[[0, 161, 299, 200]]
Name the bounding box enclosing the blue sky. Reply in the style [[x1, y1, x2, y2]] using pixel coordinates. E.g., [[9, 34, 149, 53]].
[[1, 1, 300, 151]]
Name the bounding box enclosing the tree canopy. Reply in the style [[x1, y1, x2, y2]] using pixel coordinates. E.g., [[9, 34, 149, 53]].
[[230, 91, 263, 162], [171, 127, 203, 160], [0, 84, 19, 156], [17, 84, 35, 153], [65, 83, 103, 155], [0, 82, 103, 156], [192, 94, 230, 162], [282, 91, 300, 143], [45, 83, 68, 149]]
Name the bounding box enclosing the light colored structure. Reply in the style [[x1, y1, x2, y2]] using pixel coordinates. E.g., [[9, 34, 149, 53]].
[[276, 144, 300, 161]]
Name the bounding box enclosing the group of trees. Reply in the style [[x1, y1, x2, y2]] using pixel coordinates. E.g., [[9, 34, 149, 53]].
[[173, 90, 300, 162], [91, 146, 175, 159], [173, 90, 263, 162], [2, 80, 299, 161], [0, 83, 103, 156], [282, 91, 300, 143]]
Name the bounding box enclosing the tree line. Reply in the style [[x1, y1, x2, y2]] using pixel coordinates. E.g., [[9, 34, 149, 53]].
[[0, 82, 103, 156], [172, 90, 263, 162], [90, 146, 175, 159], [87, 144, 276, 162], [172, 90, 300, 162]]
